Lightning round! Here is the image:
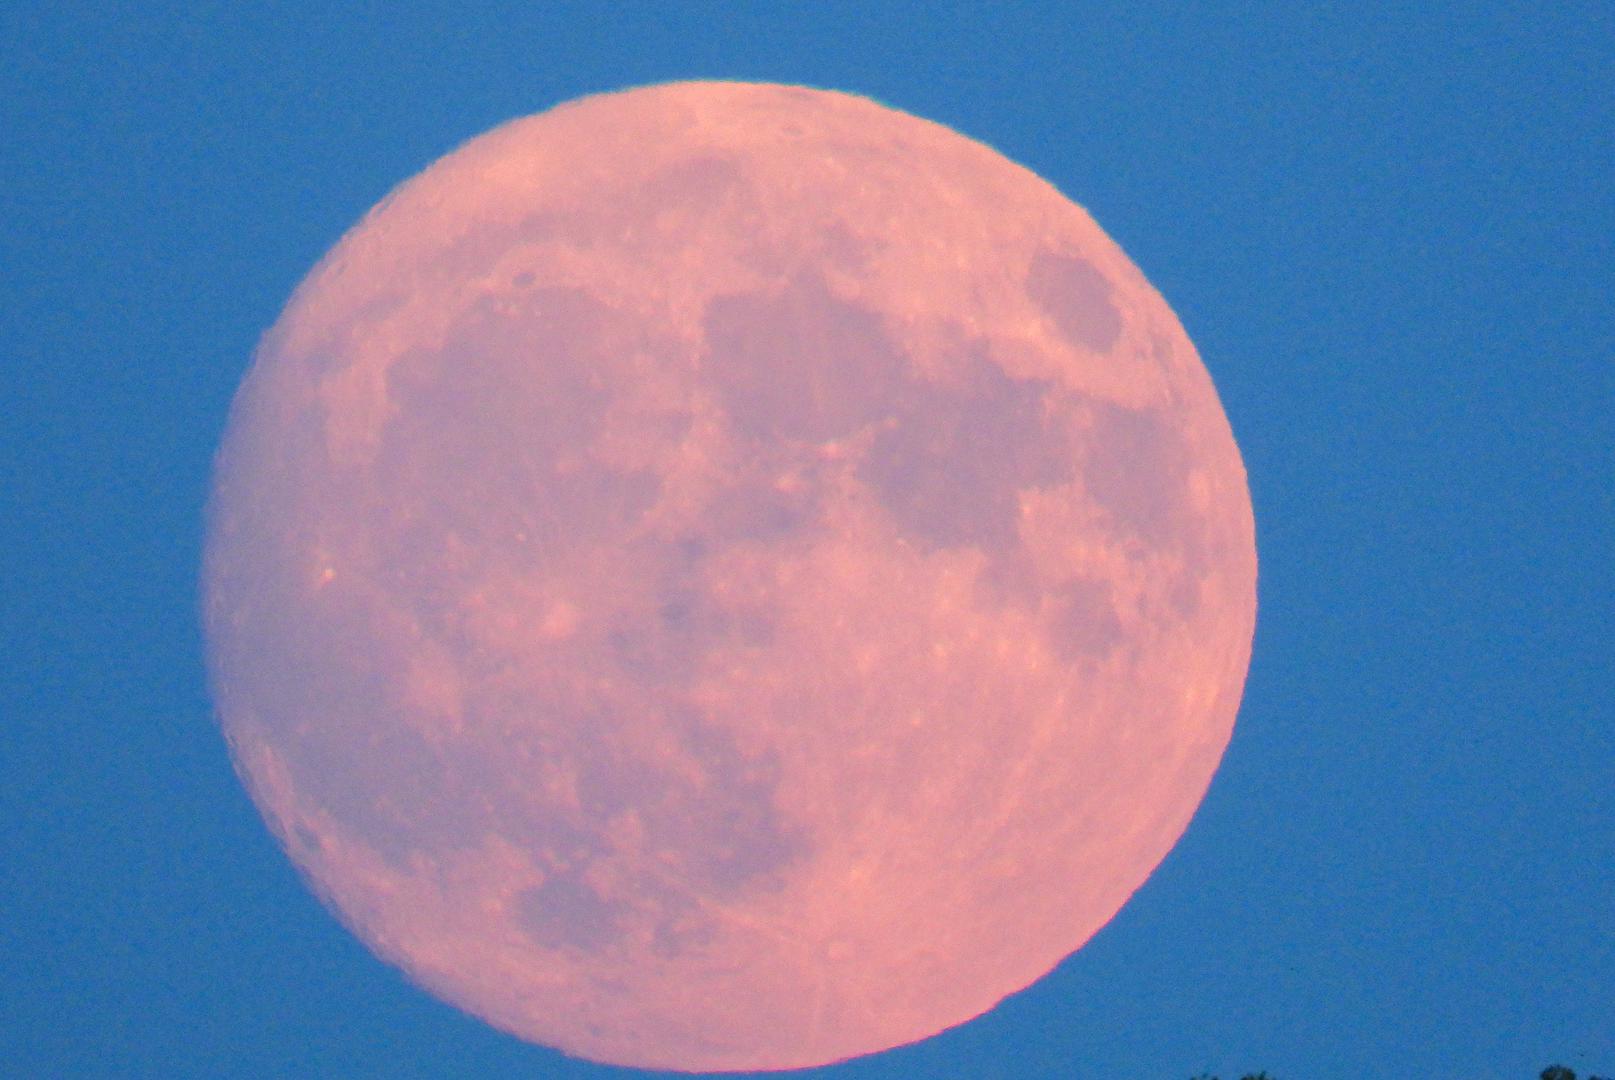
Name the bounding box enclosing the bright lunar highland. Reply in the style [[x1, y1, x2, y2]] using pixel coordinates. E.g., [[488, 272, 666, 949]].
[[203, 81, 1257, 1072]]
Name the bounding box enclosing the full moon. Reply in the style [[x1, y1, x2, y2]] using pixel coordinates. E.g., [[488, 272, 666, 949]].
[[203, 81, 1256, 1072]]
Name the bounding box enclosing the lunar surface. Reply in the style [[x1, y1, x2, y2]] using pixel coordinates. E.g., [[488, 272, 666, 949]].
[[202, 81, 1256, 1072]]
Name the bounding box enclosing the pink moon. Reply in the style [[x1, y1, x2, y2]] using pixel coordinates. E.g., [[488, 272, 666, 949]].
[[203, 81, 1256, 1072]]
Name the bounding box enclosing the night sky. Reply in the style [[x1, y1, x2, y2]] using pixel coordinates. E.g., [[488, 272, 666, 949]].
[[5, 4, 1610, 1078]]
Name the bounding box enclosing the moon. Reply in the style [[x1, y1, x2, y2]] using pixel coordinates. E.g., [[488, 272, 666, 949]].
[[202, 81, 1256, 1072]]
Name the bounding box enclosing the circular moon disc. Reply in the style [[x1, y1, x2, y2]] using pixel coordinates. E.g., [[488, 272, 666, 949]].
[[203, 81, 1257, 1072]]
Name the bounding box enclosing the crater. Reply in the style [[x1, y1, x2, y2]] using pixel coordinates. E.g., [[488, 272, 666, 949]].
[[1026, 250, 1123, 354]]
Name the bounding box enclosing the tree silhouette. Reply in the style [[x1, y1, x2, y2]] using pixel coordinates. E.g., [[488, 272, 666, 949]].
[[1187, 1067, 1607, 1079], [1541, 1067, 1613, 1080]]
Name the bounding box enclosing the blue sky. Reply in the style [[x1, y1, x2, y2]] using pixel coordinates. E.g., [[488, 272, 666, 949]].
[[4, 4, 1610, 1077]]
